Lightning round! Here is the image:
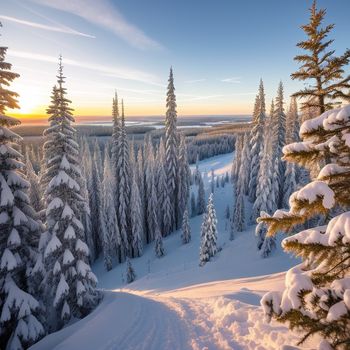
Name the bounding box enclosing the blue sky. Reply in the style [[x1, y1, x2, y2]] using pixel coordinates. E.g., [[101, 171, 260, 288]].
[[2, 0, 350, 119]]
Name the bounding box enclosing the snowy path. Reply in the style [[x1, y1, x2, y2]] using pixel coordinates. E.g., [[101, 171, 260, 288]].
[[32, 272, 301, 350]]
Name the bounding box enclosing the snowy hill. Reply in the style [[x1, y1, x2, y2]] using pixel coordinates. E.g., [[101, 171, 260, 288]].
[[31, 152, 310, 350]]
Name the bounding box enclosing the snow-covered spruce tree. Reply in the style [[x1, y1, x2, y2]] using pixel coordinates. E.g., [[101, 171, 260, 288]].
[[145, 136, 156, 243], [0, 39, 45, 349], [282, 97, 300, 208], [117, 101, 131, 260], [165, 67, 178, 230], [251, 116, 279, 221], [260, 105, 350, 348], [197, 174, 206, 215], [25, 156, 42, 213], [252, 120, 278, 221], [89, 140, 104, 256], [240, 133, 250, 196], [111, 92, 121, 213], [291, 0, 350, 114], [130, 168, 143, 258], [42, 58, 99, 330], [181, 209, 191, 244], [177, 133, 191, 226], [271, 81, 287, 207], [155, 138, 172, 236], [199, 193, 218, 266], [190, 192, 196, 217], [126, 258, 136, 283], [248, 79, 266, 202], [232, 165, 245, 233], [231, 134, 243, 182], [101, 148, 119, 270], [80, 138, 95, 262]]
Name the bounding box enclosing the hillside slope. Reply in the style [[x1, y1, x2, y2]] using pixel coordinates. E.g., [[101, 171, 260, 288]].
[[31, 152, 313, 350]]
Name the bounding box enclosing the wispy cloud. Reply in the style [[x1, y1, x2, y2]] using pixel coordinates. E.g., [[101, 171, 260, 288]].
[[8, 50, 161, 85], [221, 77, 241, 83], [184, 78, 206, 84], [29, 0, 163, 50], [0, 15, 95, 38]]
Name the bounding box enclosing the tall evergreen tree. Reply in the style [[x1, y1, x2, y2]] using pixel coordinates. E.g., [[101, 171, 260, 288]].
[[80, 138, 95, 262], [101, 149, 119, 270], [233, 164, 246, 233], [145, 136, 155, 243], [0, 36, 45, 349], [130, 169, 143, 258], [231, 134, 243, 182], [89, 141, 104, 256], [272, 82, 287, 207], [41, 58, 99, 330], [177, 134, 191, 227], [165, 67, 178, 230], [260, 105, 350, 348], [111, 92, 121, 215], [197, 175, 206, 215], [239, 133, 251, 195], [199, 194, 218, 266], [155, 138, 172, 236], [117, 101, 131, 260], [248, 79, 266, 202], [291, 0, 350, 114]]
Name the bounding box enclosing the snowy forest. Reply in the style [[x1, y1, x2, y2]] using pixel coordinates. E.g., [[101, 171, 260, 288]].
[[1, 1, 350, 349]]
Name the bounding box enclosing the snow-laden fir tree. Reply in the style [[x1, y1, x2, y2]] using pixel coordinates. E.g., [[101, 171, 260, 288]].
[[232, 164, 245, 233], [285, 97, 300, 145], [181, 209, 191, 244], [291, 0, 350, 114], [271, 81, 286, 207], [101, 148, 119, 270], [41, 58, 99, 330], [111, 92, 121, 212], [190, 191, 196, 217], [248, 79, 266, 202], [155, 138, 172, 236], [145, 136, 156, 243], [117, 101, 131, 260], [0, 37, 45, 349], [25, 157, 42, 213], [239, 133, 251, 195], [177, 133, 191, 227], [231, 134, 243, 182], [260, 105, 350, 348], [80, 138, 95, 262], [199, 193, 218, 266], [130, 167, 143, 258], [89, 140, 104, 256], [165, 67, 178, 230], [252, 125, 278, 221], [197, 174, 206, 215], [125, 258, 136, 284]]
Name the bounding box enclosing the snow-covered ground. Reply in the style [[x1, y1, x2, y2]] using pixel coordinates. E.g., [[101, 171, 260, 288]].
[[31, 152, 312, 350]]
